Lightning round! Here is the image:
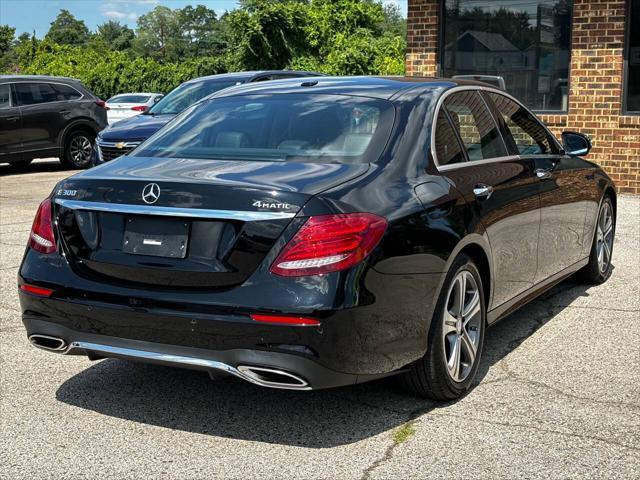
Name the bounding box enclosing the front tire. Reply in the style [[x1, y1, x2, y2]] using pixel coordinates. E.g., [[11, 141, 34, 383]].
[[578, 195, 615, 284], [62, 130, 94, 169], [400, 254, 486, 400]]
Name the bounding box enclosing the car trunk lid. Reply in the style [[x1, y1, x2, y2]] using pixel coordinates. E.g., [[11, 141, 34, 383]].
[[53, 157, 369, 289]]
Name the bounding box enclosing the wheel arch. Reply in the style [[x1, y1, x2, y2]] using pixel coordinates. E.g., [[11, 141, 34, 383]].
[[58, 119, 100, 154], [435, 233, 494, 315], [604, 185, 617, 218]]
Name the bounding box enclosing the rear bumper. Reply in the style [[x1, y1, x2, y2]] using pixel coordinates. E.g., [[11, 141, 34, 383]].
[[19, 248, 443, 389], [23, 316, 373, 390]]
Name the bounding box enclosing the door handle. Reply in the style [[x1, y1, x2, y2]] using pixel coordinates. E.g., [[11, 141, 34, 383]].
[[473, 184, 494, 200], [6, 116, 19, 122], [535, 168, 552, 180]]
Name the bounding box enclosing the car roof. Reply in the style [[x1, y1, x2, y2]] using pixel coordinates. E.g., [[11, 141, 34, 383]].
[[183, 70, 323, 85], [0, 75, 82, 83], [208, 75, 493, 101]]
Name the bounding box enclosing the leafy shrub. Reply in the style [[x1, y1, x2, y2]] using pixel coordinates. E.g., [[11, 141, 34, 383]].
[[20, 42, 226, 98]]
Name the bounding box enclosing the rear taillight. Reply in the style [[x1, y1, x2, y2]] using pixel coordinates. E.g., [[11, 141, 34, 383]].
[[28, 198, 57, 254], [20, 284, 54, 297], [95, 99, 109, 110], [131, 105, 148, 112], [270, 213, 387, 276], [250, 314, 321, 326]]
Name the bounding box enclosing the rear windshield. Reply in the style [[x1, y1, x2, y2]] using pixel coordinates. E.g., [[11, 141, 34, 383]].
[[132, 94, 394, 164], [108, 94, 151, 103], [147, 80, 241, 115]]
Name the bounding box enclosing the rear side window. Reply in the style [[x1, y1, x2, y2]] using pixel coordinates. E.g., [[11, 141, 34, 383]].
[[434, 109, 466, 166], [15, 82, 60, 105], [0, 84, 11, 108], [487, 93, 554, 155], [443, 91, 507, 161], [53, 83, 82, 101], [108, 94, 151, 103]]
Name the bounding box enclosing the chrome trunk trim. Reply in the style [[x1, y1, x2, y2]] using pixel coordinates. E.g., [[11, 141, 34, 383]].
[[54, 198, 297, 221]]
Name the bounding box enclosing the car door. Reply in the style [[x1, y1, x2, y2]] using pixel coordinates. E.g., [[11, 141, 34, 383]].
[[484, 91, 588, 282], [434, 89, 541, 309], [0, 83, 23, 162], [14, 82, 64, 156]]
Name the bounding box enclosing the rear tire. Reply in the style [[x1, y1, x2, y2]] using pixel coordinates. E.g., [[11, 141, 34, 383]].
[[577, 195, 615, 284], [399, 254, 486, 400], [62, 130, 95, 169]]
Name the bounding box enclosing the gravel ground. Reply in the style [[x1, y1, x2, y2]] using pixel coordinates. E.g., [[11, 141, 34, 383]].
[[1, 159, 639, 479]]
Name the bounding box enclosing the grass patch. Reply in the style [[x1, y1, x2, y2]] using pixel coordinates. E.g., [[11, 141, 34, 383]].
[[392, 423, 416, 444]]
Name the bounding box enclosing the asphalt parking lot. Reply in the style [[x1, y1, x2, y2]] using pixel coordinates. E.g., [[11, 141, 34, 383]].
[[1, 159, 639, 479]]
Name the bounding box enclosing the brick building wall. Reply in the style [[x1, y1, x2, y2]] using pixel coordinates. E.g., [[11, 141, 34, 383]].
[[406, 0, 640, 194]]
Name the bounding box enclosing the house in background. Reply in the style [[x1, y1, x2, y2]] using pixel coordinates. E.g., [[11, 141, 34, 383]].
[[406, 0, 640, 194]]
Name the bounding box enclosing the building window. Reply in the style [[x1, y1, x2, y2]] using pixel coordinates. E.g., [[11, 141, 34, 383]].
[[625, 0, 640, 113], [440, 1, 573, 112]]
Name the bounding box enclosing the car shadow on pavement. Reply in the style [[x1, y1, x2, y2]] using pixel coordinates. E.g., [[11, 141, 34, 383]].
[[0, 159, 70, 177], [55, 278, 593, 448]]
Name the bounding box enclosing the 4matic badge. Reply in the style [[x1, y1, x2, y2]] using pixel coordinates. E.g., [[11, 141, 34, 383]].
[[252, 200, 291, 210]]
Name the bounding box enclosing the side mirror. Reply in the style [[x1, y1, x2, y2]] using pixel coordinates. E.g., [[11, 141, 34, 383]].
[[561, 131, 592, 156]]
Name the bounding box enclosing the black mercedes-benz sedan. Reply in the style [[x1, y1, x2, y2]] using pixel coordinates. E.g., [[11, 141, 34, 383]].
[[18, 77, 616, 400]]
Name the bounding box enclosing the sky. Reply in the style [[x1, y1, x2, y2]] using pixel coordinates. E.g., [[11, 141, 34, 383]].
[[0, 0, 407, 38]]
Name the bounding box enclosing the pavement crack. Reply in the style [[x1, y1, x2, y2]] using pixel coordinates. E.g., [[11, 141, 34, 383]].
[[497, 362, 640, 410], [429, 411, 640, 452], [361, 413, 424, 480], [552, 304, 639, 313]]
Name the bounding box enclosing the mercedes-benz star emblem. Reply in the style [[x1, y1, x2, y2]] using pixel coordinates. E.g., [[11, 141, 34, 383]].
[[142, 183, 161, 204]]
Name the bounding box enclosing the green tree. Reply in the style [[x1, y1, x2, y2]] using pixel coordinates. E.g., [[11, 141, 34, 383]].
[[179, 5, 225, 56], [380, 2, 406, 38], [0, 25, 16, 72], [134, 6, 183, 61], [44, 9, 90, 46], [0, 25, 14, 54], [94, 20, 135, 51], [224, 0, 308, 70]]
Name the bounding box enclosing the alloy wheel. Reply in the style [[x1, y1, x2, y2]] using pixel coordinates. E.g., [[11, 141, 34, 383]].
[[596, 201, 614, 273], [442, 270, 482, 383], [69, 135, 93, 166]]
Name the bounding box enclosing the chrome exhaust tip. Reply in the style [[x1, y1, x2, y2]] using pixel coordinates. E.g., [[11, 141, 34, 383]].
[[237, 365, 310, 390], [28, 334, 67, 352]]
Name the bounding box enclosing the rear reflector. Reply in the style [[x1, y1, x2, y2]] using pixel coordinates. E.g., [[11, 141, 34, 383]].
[[270, 213, 387, 276], [28, 198, 57, 254], [20, 284, 54, 297], [131, 105, 148, 112], [251, 314, 321, 326]]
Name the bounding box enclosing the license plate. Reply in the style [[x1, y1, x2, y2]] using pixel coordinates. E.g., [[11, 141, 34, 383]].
[[123, 217, 189, 258]]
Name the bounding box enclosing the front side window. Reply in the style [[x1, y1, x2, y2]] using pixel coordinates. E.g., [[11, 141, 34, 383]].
[[625, 0, 640, 113], [443, 91, 507, 161], [15, 82, 59, 105], [148, 80, 241, 115], [441, 0, 573, 112], [133, 94, 394, 164], [487, 92, 554, 155], [0, 84, 11, 108]]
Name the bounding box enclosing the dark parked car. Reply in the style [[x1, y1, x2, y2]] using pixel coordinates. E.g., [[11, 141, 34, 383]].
[[19, 77, 616, 400], [93, 70, 324, 166], [0, 75, 108, 168]]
